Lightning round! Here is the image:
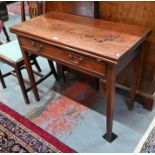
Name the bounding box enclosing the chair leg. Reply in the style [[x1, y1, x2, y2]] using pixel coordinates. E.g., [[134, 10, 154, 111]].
[[2, 26, 10, 42], [61, 66, 66, 82], [56, 63, 66, 82], [0, 70, 6, 88], [95, 78, 99, 91], [15, 66, 30, 104], [32, 56, 42, 72], [48, 60, 59, 81]]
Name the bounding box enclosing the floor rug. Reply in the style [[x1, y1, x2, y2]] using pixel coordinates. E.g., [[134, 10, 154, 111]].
[[134, 117, 155, 153], [0, 103, 76, 153], [30, 80, 100, 138]]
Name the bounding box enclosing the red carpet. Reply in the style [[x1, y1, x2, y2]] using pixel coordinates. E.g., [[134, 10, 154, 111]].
[[32, 81, 100, 137], [0, 103, 76, 153]]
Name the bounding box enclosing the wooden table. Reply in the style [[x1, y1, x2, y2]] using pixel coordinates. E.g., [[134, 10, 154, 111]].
[[10, 11, 151, 142]]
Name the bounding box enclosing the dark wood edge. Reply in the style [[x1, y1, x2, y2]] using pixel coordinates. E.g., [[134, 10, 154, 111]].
[[0, 55, 16, 67]]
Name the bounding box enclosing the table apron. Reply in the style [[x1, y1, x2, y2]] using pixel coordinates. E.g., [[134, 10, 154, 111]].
[[19, 36, 107, 79]]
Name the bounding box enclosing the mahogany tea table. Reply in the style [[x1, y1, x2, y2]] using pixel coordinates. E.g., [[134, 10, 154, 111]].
[[10, 11, 151, 142]]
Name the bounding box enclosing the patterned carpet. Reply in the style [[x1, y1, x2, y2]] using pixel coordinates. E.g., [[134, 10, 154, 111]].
[[0, 103, 75, 153], [134, 117, 155, 153]]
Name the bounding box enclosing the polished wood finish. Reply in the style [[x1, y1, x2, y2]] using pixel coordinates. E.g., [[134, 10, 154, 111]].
[[103, 64, 117, 142], [10, 12, 150, 62], [45, 1, 98, 18], [45, 2, 99, 81], [10, 11, 150, 142], [99, 1, 155, 110], [19, 37, 106, 78], [20, 1, 155, 109]]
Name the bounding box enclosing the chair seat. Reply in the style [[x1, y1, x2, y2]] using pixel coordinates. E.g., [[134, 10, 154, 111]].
[[0, 40, 23, 62]]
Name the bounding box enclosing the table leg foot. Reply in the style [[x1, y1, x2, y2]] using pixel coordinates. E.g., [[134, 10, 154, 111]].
[[128, 105, 134, 111], [103, 132, 118, 143], [36, 97, 40, 102]]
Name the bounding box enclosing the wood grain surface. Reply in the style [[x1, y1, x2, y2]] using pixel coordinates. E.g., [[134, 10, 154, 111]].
[[10, 11, 150, 62]]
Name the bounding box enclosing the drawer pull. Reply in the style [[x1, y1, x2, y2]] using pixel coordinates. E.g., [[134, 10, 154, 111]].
[[68, 53, 83, 65], [31, 41, 43, 51]]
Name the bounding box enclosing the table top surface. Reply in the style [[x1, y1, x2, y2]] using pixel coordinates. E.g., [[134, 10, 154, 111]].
[[10, 11, 151, 62]]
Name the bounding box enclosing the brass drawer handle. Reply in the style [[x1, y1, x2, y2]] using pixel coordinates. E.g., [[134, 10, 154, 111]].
[[31, 41, 43, 51], [68, 53, 83, 65]]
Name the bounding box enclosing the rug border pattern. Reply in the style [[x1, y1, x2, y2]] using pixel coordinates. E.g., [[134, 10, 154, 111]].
[[0, 110, 60, 153], [134, 117, 155, 153], [0, 103, 76, 153]]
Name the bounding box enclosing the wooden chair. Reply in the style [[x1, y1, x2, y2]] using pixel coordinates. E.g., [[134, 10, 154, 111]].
[[0, 2, 58, 104]]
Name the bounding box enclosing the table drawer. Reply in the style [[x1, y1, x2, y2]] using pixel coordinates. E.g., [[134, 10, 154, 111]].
[[19, 37, 106, 77]]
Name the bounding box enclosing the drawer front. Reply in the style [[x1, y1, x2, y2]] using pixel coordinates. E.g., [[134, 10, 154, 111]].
[[19, 37, 106, 77]]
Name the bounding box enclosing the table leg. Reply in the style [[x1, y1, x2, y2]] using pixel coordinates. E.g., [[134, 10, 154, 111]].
[[128, 53, 140, 110], [103, 64, 117, 142], [21, 49, 40, 101]]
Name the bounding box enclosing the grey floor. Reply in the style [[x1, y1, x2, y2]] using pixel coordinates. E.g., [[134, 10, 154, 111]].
[[0, 11, 155, 153]]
